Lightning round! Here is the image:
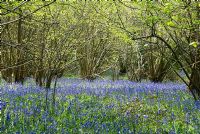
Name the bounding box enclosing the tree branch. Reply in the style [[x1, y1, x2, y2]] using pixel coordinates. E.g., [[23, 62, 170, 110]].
[[0, 0, 56, 26]]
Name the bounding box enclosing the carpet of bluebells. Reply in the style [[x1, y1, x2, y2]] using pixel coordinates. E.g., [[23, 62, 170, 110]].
[[0, 78, 200, 133]]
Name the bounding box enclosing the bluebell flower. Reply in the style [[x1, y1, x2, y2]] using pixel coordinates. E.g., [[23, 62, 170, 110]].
[[171, 112, 175, 120], [123, 128, 129, 133], [29, 132, 36, 134], [6, 112, 11, 121], [185, 113, 190, 124], [162, 118, 167, 125], [0, 100, 6, 110], [194, 100, 200, 110], [143, 115, 148, 119], [169, 130, 176, 134], [125, 110, 131, 117]]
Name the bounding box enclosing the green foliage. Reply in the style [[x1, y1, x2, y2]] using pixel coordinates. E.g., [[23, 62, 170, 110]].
[[189, 42, 198, 48], [167, 21, 175, 27]]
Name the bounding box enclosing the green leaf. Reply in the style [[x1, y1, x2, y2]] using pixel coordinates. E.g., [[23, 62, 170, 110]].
[[172, 16, 178, 21], [167, 21, 175, 27], [193, 20, 200, 25], [188, 125, 195, 132], [189, 42, 198, 48]]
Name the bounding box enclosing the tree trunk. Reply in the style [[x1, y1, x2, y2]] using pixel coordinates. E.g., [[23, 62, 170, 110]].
[[189, 68, 200, 100], [14, 8, 24, 84], [46, 72, 53, 89], [189, 1, 200, 100]]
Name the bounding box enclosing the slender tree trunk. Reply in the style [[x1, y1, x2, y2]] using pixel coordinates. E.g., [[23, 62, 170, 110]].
[[15, 8, 24, 84], [189, 68, 200, 100], [45, 71, 53, 89], [188, 1, 200, 100], [52, 75, 58, 108]]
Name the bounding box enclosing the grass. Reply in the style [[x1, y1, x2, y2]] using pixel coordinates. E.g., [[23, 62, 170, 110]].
[[0, 78, 200, 133]]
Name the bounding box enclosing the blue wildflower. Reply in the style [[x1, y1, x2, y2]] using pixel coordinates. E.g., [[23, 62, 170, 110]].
[[194, 100, 200, 110], [143, 115, 148, 119], [0, 100, 6, 110], [171, 112, 175, 120], [6, 112, 11, 121]]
